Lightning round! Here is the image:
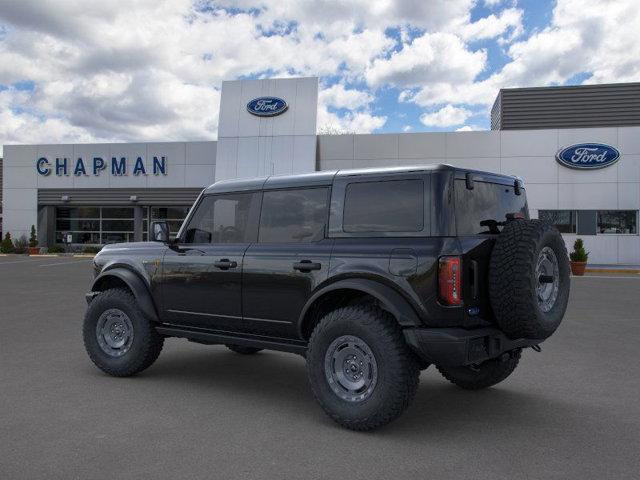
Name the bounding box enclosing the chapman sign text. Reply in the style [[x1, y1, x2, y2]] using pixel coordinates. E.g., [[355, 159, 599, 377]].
[[36, 156, 167, 177]]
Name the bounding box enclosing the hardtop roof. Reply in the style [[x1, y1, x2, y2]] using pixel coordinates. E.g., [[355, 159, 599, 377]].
[[203, 164, 518, 194]]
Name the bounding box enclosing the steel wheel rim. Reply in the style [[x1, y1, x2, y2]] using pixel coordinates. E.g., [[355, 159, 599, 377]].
[[324, 335, 378, 403], [96, 308, 134, 357], [536, 246, 560, 313]]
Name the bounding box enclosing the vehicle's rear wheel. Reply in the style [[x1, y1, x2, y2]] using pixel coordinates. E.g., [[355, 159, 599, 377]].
[[437, 349, 521, 390], [226, 344, 262, 355], [83, 288, 164, 377], [306, 305, 419, 431], [490, 219, 570, 340]]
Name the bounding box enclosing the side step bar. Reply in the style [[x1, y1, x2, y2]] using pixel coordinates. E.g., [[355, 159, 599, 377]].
[[155, 325, 308, 355]]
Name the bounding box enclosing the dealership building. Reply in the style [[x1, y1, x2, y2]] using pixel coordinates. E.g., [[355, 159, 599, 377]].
[[1, 78, 639, 264]]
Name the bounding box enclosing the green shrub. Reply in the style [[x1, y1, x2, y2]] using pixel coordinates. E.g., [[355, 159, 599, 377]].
[[29, 225, 38, 248], [82, 246, 102, 254], [47, 244, 66, 254], [569, 238, 589, 262], [1, 233, 15, 253], [14, 235, 29, 254]]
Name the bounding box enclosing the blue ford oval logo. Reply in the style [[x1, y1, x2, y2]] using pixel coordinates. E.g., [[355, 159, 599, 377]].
[[556, 143, 620, 170], [246, 97, 288, 117]]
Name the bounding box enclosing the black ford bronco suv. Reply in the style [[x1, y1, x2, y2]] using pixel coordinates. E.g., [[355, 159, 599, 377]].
[[84, 165, 570, 430]]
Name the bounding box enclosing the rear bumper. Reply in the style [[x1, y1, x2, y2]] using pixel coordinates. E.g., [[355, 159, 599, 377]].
[[403, 326, 540, 367]]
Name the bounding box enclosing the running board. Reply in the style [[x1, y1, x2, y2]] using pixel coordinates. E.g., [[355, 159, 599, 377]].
[[155, 325, 308, 355]]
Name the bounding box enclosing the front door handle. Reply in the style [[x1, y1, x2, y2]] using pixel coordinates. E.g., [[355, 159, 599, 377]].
[[293, 260, 321, 272], [214, 259, 238, 270]]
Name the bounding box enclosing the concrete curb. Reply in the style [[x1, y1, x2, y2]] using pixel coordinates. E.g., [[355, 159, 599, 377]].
[[585, 268, 640, 275]]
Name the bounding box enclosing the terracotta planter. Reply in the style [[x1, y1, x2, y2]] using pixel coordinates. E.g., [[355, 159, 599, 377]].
[[28, 246, 40, 255], [570, 261, 587, 276]]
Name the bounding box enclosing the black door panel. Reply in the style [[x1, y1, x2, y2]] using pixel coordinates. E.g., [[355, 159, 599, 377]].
[[242, 240, 333, 337], [161, 243, 248, 331], [242, 186, 332, 338], [159, 191, 261, 332]]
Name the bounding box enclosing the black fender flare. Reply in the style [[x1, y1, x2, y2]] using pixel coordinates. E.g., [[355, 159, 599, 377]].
[[297, 278, 422, 337], [91, 268, 159, 322]]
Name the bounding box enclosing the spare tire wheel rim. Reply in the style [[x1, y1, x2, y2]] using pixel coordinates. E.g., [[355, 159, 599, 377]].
[[96, 308, 134, 357], [536, 246, 560, 313], [324, 335, 378, 403]]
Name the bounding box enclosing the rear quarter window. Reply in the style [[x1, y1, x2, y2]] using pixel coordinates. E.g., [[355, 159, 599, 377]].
[[455, 180, 528, 235], [343, 179, 424, 233]]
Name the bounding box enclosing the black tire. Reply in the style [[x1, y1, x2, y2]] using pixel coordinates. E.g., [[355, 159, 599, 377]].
[[437, 349, 521, 390], [83, 288, 164, 377], [226, 344, 262, 355], [489, 219, 570, 340], [306, 305, 420, 431]]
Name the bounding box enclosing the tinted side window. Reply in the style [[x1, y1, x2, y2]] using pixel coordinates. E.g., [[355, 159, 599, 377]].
[[343, 180, 424, 232], [183, 193, 259, 244], [259, 188, 329, 243]]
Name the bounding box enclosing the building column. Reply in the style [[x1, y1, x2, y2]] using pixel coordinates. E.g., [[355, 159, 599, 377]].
[[133, 206, 144, 242], [37, 206, 56, 247]]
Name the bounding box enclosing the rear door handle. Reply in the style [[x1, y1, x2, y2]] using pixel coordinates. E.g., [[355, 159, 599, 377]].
[[293, 260, 321, 272], [214, 259, 238, 270]]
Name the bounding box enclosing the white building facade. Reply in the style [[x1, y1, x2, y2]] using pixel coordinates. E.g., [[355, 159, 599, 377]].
[[2, 77, 639, 264]]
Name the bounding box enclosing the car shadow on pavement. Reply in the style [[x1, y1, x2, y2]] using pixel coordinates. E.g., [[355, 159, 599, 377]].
[[108, 343, 601, 439]]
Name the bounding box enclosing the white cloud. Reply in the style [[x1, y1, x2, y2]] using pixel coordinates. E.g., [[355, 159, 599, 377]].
[[403, 0, 640, 111], [459, 8, 523, 42], [420, 105, 472, 127], [317, 106, 386, 134], [456, 125, 484, 131], [366, 32, 486, 88], [0, 0, 638, 146], [319, 84, 373, 110]]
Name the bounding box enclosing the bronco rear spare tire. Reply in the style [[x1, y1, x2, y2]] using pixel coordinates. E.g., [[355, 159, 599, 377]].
[[489, 219, 570, 340]]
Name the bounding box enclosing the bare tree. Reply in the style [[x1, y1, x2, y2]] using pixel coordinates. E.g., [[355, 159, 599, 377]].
[[317, 123, 355, 135]]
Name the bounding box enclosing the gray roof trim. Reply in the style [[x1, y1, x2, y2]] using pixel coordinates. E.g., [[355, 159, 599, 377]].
[[37, 188, 202, 206]]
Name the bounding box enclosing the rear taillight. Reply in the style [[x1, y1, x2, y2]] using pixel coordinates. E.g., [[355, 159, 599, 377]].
[[438, 256, 462, 306]]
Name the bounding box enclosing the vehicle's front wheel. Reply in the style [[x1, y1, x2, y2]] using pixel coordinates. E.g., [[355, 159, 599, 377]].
[[83, 288, 164, 377], [436, 349, 521, 390], [306, 305, 420, 431]]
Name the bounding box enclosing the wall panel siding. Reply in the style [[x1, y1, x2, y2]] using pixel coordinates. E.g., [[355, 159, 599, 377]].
[[492, 83, 640, 130]]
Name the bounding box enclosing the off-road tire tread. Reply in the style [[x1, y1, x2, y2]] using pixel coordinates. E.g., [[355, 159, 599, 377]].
[[489, 219, 569, 339], [307, 304, 419, 431], [83, 288, 164, 377], [437, 349, 521, 390]]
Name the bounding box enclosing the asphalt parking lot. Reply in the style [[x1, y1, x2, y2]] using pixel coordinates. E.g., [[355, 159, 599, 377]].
[[1, 255, 639, 479]]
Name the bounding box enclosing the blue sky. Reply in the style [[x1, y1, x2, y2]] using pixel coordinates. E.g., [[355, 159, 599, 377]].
[[0, 0, 637, 150]]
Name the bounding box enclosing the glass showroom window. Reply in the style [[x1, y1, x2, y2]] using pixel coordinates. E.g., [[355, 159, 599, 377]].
[[597, 210, 638, 234], [55, 207, 134, 244], [144, 206, 191, 240], [56, 207, 100, 244], [539, 210, 577, 233], [101, 207, 135, 244]]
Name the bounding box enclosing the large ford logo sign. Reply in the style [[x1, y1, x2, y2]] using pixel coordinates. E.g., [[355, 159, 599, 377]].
[[247, 97, 288, 117], [556, 143, 620, 170]]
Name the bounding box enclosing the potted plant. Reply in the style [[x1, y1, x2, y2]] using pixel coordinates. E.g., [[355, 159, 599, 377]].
[[569, 238, 589, 276], [28, 225, 40, 255], [1, 232, 15, 253]]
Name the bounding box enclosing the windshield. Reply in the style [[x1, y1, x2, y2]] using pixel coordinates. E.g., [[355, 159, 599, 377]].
[[454, 179, 528, 235]]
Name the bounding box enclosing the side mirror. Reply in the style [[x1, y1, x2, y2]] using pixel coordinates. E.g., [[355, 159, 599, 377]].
[[151, 221, 170, 243]]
